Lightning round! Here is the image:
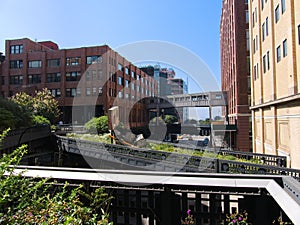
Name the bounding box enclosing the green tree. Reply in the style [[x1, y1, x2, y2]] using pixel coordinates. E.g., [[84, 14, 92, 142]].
[[163, 115, 178, 124], [11, 88, 61, 124], [31, 115, 51, 126], [0, 98, 31, 130], [85, 116, 109, 135]]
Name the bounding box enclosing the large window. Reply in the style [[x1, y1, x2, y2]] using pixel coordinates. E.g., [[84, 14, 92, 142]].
[[86, 55, 102, 64], [28, 60, 42, 68], [28, 74, 41, 84], [66, 57, 81, 66], [50, 89, 61, 97], [46, 73, 61, 83], [10, 60, 23, 69], [118, 63, 123, 71], [10, 45, 23, 54], [9, 75, 23, 85], [277, 45, 281, 62], [47, 59, 60, 67], [118, 76, 123, 85], [66, 88, 76, 97], [66, 71, 81, 81], [283, 39, 288, 57], [275, 5, 280, 23], [281, 0, 286, 13], [245, 10, 249, 23]]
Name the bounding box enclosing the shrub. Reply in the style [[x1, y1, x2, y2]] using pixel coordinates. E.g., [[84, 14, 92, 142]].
[[85, 116, 109, 135], [31, 115, 51, 126]]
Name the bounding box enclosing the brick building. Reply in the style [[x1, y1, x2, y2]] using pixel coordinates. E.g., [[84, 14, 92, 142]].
[[220, 0, 252, 151], [0, 38, 157, 125]]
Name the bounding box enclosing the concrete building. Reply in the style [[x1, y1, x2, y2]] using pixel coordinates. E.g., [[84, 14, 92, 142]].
[[249, 0, 300, 168], [0, 38, 157, 125], [220, 0, 252, 151]]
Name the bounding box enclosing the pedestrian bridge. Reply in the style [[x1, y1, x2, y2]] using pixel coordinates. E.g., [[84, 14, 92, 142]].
[[145, 91, 227, 109]]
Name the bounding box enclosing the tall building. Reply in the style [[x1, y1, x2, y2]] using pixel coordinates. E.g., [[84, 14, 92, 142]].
[[220, 0, 252, 151], [0, 38, 157, 126], [249, 0, 300, 168]]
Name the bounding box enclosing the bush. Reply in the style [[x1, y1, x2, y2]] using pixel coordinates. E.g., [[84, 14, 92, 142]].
[[85, 116, 109, 135], [31, 115, 51, 126], [0, 130, 113, 224]]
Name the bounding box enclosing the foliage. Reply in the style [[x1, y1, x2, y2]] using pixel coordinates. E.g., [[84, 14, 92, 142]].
[[11, 88, 61, 124], [0, 130, 113, 225], [199, 118, 210, 125], [272, 216, 293, 225], [67, 133, 111, 144], [31, 115, 51, 126], [163, 114, 178, 124], [226, 211, 251, 225], [181, 209, 195, 225], [85, 116, 109, 135], [0, 98, 31, 130]]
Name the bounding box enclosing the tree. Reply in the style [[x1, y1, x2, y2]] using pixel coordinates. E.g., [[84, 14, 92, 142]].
[[85, 116, 109, 135], [0, 98, 31, 130], [184, 119, 198, 124], [11, 88, 61, 124], [163, 115, 178, 124]]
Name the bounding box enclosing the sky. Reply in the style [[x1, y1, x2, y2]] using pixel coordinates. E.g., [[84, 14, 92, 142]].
[[0, 0, 223, 119]]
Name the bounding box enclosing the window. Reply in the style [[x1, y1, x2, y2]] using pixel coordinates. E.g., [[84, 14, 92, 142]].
[[255, 7, 257, 23], [66, 88, 76, 97], [92, 87, 97, 96], [125, 93, 129, 99], [283, 39, 288, 57], [118, 76, 123, 85], [281, 0, 286, 13], [246, 30, 250, 51], [263, 55, 267, 73], [118, 63, 123, 71], [9, 75, 23, 85], [275, 5, 280, 23], [28, 60, 42, 68], [247, 56, 251, 74], [1, 76, 4, 85], [252, 12, 255, 27], [86, 55, 102, 64], [28, 74, 41, 84], [118, 91, 123, 99], [262, 23, 265, 41], [47, 59, 60, 67], [131, 83, 135, 91], [85, 71, 91, 81], [266, 17, 269, 36], [261, 0, 264, 10], [10, 60, 23, 68], [277, 45, 281, 62], [298, 25, 300, 45], [267, 51, 270, 70], [110, 73, 116, 82], [131, 71, 135, 78], [10, 45, 23, 54], [92, 70, 97, 80], [98, 70, 103, 80], [66, 71, 81, 81], [98, 87, 102, 95], [245, 10, 249, 23], [46, 73, 61, 83], [86, 87, 91, 96], [76, 88, 81, 96], [125, 67, 129, 75], [125, 79, 129, 88], [137, 74, 140, 80], [50, 89, 61, 97], [66, 57, 81, 66]]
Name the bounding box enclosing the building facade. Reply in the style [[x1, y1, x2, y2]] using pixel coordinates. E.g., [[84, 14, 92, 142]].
[[220, 0, 252, 151], [249, 0, 300, 168], [0, 38, 157, 126]]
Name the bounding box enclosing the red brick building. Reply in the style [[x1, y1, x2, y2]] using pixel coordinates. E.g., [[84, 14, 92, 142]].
[[0, 38, 157, 125], [220, 0, 251, 151]]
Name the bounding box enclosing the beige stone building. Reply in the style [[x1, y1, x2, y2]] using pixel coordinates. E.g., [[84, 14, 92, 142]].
[[249, 0, 300, 168]]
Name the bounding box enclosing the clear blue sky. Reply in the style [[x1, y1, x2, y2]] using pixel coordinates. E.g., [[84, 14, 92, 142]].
[[0, 0, 222, 84]]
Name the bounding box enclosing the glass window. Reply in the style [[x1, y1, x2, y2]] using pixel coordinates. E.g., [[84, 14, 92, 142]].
[[76, 88, 81, 96], [66, 71, 81, 81], [98, 87, 102, 95], [1, 76, 4, 85], [86, 55, 102, 64], [266, 17, 269, 36], [86, 87, 91, 96], [261, 0, 264, 10], [263, 55, 266, 73], [281, 0, 286, 13], [125, 67, 129, 75], [277, 45, 281, 62], [46, 73, 61, 83], [66, 57, 81, 66], [267, 51, 270, 70], [50, 89, 61, 97], [298, 25, 300, 45], [246, 30, 250, 51], [131, 71, 135, 78], [118, 76, 123, 85], [28, 60, 42, 68], [283, 39, 288, 57], [245, 10, 249, 23], [9, 60, 23, 69], [28, 74, 41, 84], [92, 70, 97, 80], [275, 5, 280, 23], [118, 91, 123, 99], [10, 45, 23, 54], [98, 70, 102, 80], [9, 75, 23, 85], [125, 79, 129, 88], [131, 83, 135, 91], [262, 23, 265, 41], [118, 63, 123, 71], [47, 59, 60, 67]]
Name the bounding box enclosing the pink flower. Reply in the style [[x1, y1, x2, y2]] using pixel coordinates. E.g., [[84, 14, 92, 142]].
[[238, 216, 242, 221], [187, 209, 191, 215]]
